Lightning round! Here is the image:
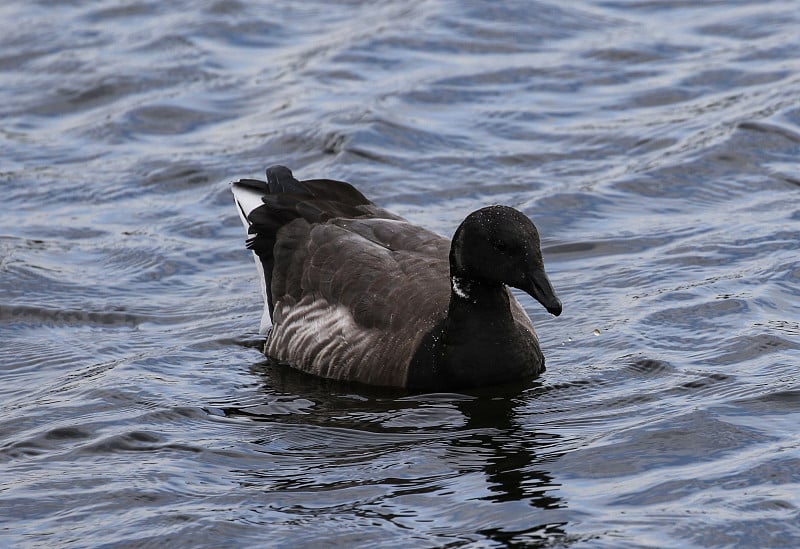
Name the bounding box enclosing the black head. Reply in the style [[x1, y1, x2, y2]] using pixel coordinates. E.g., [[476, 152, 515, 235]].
[[450, 205, 562, 316]]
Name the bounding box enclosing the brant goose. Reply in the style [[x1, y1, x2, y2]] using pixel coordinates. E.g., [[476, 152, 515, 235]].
[[232, 166, 561, 390]]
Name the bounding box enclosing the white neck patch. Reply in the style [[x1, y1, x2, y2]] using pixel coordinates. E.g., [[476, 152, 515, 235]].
[[451, 276, 470, 299]]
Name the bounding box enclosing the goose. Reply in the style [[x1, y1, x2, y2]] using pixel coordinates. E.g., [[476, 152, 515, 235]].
[[231, 166, 561, 390]]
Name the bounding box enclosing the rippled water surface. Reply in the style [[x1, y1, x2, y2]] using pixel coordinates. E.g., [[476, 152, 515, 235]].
[[2, 0, 800, 547]]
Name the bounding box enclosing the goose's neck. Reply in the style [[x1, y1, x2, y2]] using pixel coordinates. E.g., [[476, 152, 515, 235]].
[[406, 274, 540, 391], [448, 275, 510, 313]]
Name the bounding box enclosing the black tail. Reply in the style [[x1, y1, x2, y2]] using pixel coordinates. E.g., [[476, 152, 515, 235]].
[[233, 165, 382, 321], [266, 165, 306, 194]]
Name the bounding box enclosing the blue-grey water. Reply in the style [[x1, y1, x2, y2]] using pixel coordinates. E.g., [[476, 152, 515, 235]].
[[2, 1, 799, 547]]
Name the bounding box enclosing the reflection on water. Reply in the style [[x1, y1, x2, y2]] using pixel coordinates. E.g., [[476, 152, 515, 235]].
[[215, 359, 571, 545], [1, 0, 800, 546]]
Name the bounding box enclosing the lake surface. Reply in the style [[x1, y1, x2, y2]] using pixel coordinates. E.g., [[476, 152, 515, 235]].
[[2, 0, 799, 547]]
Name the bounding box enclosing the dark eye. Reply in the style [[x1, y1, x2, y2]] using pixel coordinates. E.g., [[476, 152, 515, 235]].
[[494, 241, 509, 253]]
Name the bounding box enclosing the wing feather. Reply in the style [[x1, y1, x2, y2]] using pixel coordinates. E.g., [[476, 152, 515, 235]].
[[266, 217, 451, 385]]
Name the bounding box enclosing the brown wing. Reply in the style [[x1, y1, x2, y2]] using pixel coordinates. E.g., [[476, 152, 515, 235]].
[[265, 217, 452, 386]]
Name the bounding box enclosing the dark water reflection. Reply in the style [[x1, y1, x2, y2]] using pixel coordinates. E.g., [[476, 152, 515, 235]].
[[211, 360, 571, 546], [2, 0, 800, 546]]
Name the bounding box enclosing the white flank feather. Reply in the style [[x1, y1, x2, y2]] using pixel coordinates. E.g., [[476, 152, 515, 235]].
[[232, 181, 272, 334]]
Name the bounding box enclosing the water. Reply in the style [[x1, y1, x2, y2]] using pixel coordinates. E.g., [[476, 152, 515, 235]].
[[2, 0, 799, 546]]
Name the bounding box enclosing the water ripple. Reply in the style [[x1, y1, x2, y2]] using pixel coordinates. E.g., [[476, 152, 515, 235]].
[[2, 0, 800, 547]]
